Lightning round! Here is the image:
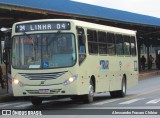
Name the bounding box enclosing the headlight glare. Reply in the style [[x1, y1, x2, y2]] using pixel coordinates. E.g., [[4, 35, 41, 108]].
[[13, 79, 24, 87], [64, 75, 78, 86], [14, 79, 19, 84]]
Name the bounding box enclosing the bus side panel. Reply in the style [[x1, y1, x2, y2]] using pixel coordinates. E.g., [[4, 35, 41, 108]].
[[109, 57, 138, 91], [126, 57, 139, 89], [77, 55, 110, 95], [109, 57, 123, 91]]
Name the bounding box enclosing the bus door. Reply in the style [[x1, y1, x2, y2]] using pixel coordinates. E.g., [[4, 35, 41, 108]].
[[76, 27, 86, 65]]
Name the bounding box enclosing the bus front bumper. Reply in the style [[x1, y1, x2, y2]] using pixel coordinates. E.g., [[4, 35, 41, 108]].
[[12, 82, 78, 97]]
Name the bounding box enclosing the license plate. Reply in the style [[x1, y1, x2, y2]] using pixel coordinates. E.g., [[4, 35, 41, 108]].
[[39, 89, 50, 94]]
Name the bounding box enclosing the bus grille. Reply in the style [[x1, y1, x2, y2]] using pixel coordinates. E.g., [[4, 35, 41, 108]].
[[26, 89, 62, 94], [20, 71, 67, 80]]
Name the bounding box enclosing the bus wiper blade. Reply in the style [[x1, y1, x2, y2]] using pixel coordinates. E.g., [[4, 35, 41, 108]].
[[23, 32, 32, 39], [57, 30, 61, 34], [22, 32, 38, 46], [47, 30, 61, 45]]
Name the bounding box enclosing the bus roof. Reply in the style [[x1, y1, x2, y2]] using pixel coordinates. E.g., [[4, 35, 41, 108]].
[[13, 19, 136, 35], [72, 19, 136, 35]]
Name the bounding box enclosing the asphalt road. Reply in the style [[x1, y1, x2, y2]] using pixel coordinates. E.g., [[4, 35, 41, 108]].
[[0, 76, 160, 117]]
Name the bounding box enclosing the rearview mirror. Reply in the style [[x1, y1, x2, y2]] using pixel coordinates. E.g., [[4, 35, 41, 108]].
[[4, 36, 11, 49], [0, 27, 11, 32], [3, 49, 8, 65]]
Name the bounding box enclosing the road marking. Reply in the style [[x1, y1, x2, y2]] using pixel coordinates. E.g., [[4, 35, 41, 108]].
[[0, 102, 23, 107], [69, 106, 160, 109], [92, 99, 120, 105], [14, 99, 68, 108], [125, 88, 160, 99], [14, 103, 32, 108], [146, 98, 160, 104], [119, 98, 145, 104]]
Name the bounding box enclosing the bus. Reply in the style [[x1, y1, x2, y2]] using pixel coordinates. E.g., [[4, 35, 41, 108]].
[[9, 19, 138, 105]]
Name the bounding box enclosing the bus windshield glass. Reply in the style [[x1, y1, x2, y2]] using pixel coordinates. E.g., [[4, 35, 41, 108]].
[[12, 33, 76, 69]]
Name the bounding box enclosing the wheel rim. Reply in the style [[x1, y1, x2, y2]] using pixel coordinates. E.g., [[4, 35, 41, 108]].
[[122, 79, 126, 94], [89, 84, 94, 97]]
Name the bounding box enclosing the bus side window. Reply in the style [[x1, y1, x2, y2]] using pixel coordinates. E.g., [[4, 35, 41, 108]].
[[123, 35, 131, 55], [130, 36, 137, 56], [98, 31, 107, 55], [115, 34, 124, 55], [87, 29, 98, 54], [107, 33, 116, 55], [79, 35, 85, 53], [77, 27, 86, 64]]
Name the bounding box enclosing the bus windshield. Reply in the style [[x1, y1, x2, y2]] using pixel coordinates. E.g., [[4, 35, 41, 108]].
[[12, 33, 76, 69]]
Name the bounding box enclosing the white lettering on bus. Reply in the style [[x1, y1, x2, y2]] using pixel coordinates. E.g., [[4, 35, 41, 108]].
[[30, 24, 52, 31], [37, 25, 42, 30], [47, 24, 51, 29], [19, 25, 25, 31], [42, 25, 47, 30], [30, 25, 34, 31]]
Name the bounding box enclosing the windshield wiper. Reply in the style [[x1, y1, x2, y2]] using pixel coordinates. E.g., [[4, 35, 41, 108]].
[[47, 30, 62, 46], [23, 32, 39, 46], [23, 32, 32, 39]]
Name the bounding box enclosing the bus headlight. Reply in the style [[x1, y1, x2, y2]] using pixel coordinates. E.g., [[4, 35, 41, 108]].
[[13, 79, 24, 87], [64, 75, 78, 86], [14, 79, 19, 84]]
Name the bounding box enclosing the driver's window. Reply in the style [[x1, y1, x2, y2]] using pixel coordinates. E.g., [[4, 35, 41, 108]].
[[77, 27, 86, 65]]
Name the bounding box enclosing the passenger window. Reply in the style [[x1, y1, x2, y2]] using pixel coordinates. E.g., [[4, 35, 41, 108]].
[[130, 36, 136, 56], [98, 31, 107, 54], [87, 29, 98, 54], [107, 33, 116, 55], [77, 27, 86, 64], [115, 34, 123, 55], [123, 35, 131, 55]]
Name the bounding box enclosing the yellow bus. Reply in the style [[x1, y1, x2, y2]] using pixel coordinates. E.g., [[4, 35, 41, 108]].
[[11, 19, 138, 105]]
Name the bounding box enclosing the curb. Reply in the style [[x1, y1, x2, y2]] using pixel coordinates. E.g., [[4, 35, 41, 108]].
[[0, 94, 16, 103], [139, 70, 160, 79]]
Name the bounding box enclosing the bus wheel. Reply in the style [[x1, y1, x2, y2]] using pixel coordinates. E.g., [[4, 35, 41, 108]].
[[83, 80, 94, 103], [118, 77, 126, 97], [31, 97, 42, 105], [110, 77, 126, 98]]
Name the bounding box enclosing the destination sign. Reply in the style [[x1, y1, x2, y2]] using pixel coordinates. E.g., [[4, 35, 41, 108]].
[[15, 22, 70, 32]]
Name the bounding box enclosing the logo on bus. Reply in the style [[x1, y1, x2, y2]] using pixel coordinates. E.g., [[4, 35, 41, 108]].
[[99, 60, 109, 71], [40, 81, 45, 85]]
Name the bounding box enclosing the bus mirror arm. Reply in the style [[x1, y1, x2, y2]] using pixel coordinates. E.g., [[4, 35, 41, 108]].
[[4, 36, 11, 49], [2, 49, 8, 65]]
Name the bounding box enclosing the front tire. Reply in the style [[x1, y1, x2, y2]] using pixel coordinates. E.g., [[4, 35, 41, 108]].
[[82, 79, 94, 103]]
